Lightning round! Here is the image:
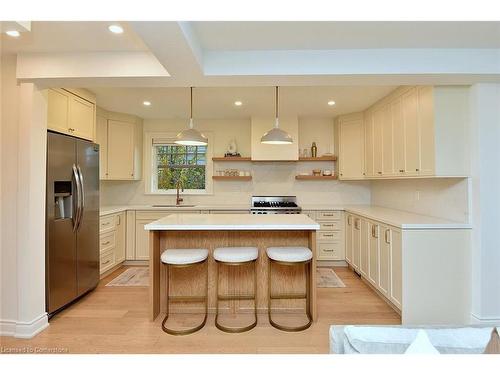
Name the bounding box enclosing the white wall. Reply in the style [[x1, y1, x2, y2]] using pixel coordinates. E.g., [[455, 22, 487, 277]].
[[0, 54, 49, 338], [371, 178, 469, 222], [100, 116, 371, 207], [469, 83, 500, 323], [1, 54, 20, 330]]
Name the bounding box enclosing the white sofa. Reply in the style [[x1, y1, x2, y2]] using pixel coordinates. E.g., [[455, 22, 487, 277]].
[[330, 325, 496, 354]]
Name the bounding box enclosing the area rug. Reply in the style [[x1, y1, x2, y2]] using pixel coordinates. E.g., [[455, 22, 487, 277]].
[[106, 266, 345, 288], [316, 268, 346, 288], [106, 267, 149, 287]]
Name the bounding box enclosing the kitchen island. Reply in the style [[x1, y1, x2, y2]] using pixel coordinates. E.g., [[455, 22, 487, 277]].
[[145, 213, 320, 322]]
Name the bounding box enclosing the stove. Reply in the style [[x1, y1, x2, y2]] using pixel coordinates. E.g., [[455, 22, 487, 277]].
[[251, 196, 302, 214]]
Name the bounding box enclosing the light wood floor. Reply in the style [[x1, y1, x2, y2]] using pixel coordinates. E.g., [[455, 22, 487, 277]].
[[0, 266, 400, 354]]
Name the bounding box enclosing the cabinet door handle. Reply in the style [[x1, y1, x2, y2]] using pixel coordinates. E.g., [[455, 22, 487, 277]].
[[117, 216, 120, 226], [101, 222, 110, 226], [371, 225, 375, 237], [102, 259, 111, 266], [374, 225, 379, 238], [377, 171, 382, 175], [385, 229, 391, 244], [399, 169, 405, 173], [416, 168, 420, 172], [323, 213, 335, 217], [102, 241, 110, 246], [322, 234, 335, 238], [354, 219, 360, 230], [347, 216, 352, 225], [323, 249, 335, 252]]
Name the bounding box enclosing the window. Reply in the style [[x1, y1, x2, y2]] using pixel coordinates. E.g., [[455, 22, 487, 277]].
[[147, 134, 212, 194]]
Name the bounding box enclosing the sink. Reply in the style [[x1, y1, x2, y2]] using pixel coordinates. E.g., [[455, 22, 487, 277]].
[[151, 204, 197, 208]]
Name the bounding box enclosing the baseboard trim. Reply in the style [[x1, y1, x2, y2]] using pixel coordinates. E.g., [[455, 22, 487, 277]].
[[0, 313, 49, 339], [470, 313, 500, 325]]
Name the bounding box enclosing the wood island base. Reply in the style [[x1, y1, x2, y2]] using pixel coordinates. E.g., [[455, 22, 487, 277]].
[[149, 230, 317, 322]]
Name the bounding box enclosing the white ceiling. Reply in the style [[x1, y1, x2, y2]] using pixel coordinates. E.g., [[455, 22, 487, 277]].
[[4, 21, 500, 88], [191, 21, 500, 50], [1, 21, 148, 54], [91, 85, 396, 119]]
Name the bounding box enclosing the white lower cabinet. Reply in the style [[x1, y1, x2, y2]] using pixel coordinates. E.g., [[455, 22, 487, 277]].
[[343, 210, 471, 325], [368, 221, 379, 286], [344, 214, 354, 265], [99, 212, 126, 275], [378, 224, 392, 299], [359, 219, 369, 277], [389, 229, 402, 310], [132, 210, 200, 261], [352, 217, 361, 270], [305, 210, 344, 261]]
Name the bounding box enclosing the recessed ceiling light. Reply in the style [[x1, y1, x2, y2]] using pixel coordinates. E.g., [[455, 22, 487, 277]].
[[327, 100, 336, 106], [234, 101, 243, 106], [143, 101, 151, 106], [108, 24, 124, 34], [5, 30, 20, 38]]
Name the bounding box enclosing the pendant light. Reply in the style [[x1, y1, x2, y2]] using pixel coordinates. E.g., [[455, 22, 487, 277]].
[[261, 86, 293, 145], [175, 87, 208, 146]]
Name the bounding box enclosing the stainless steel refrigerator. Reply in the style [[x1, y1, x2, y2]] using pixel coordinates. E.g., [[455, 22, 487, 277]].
[[46, 131, 99, 316]]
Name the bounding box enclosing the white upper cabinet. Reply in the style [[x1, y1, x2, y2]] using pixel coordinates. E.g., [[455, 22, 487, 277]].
[[108, 120, 136, 180], [342, 85, 470, 180], [97, 108, 143, 181], [363, 111, 374, 178], [336, 113, 365, 180], [391, 97, 405, 176], [402, 88, 420, 176], [251, 116, 299, 160], [47, 88, 96, 141]]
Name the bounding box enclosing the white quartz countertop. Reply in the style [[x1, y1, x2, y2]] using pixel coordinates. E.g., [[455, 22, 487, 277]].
[[344, 205, 472, 230], [100, 204, 345, 216], [100, 204, 251, 216], [144, 213, 321, 231]]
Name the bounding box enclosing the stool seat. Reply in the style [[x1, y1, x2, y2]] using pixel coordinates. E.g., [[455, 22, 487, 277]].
[[266, 247, 312, 263], [214, 247, 258, 263], [161, 249, 208, 265]]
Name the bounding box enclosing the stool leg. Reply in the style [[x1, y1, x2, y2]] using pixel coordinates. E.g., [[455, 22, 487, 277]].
[[254, 260, 258, 326], [268, 259, 312, 332], [215, 261, 258, 333], [162, 260, 208, 336]]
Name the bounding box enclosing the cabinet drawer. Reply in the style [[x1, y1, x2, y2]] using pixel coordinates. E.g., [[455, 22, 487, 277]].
[[318, 231, 341, 241], [319, 221, 341, 231], [100, 215, 117, 233], [317, 242, 342, 260], [317, 211, 341, 221], [100, 232, 116, 253], [100, 250, 115, 274]]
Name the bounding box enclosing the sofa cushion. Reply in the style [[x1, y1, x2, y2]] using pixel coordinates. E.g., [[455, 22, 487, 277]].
[[343, 326, 493, 354], [404, 330, 440, 354]]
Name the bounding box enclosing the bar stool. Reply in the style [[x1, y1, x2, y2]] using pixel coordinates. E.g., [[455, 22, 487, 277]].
[[266, 246, 313, 332], [214, 247, 258, 333], [161, 248, 209, 335]]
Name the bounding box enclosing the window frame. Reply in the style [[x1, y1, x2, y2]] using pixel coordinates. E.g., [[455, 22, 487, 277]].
[[144, 132, 213, 195]]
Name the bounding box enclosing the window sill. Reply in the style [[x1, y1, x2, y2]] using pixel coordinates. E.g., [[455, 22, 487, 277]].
[[145, 191, 214, 196]]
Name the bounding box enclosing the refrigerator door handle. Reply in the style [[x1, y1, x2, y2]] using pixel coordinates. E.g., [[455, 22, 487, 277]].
[[72, 164, 82, 232], [76, 165, 85, 231]]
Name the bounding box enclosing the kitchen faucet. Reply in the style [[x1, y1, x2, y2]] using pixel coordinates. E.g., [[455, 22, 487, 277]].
[[176, 179, 184, 206]]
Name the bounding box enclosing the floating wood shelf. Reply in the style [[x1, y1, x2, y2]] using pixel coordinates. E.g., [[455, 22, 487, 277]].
[[212, 157, 252, 162], [213, 156, 337, 162], [298, 156, 337, 161], [295, 175, 337, 180], [212, 175, 252, 181]]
